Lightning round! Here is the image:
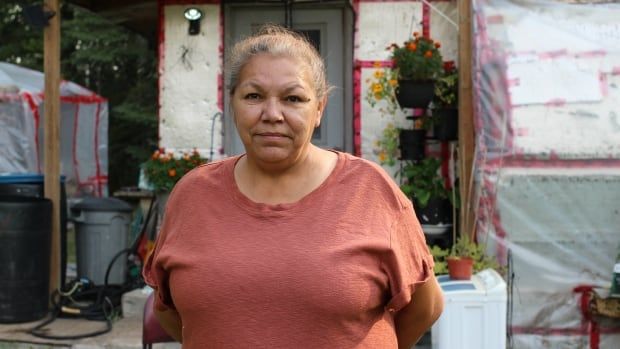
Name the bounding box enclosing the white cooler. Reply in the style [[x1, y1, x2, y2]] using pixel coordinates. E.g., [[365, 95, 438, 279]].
[[432, 269, 507, 349]]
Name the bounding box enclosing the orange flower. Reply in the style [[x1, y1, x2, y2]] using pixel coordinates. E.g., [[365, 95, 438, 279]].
[[424, 50, 433, 58], [407, 42, 417, 51], [373, 61, 382, 68], [378, 151, 387, 163], [168, 168, 177, 177], [374, 70, 385, 79], [372, 83, 383, 93], [435, 42, 441, 48], [388, 79, 398, 87]]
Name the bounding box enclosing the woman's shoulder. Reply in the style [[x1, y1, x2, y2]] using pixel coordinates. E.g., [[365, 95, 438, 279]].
[[171, 155, 238, 193], [336, 152, 411, 211]]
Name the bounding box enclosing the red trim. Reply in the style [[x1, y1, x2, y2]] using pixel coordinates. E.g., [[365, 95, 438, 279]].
[[94, 103, 103, 197], [422, 1, 430, 38], [353, 0, 361, 156], [60, 95, 106, 104], [72, 104, 81, 186], [485, 157, 620, 168], [158, 0, 165, 146], [22, 92, 41, 172], [218, 2, 224, 111]]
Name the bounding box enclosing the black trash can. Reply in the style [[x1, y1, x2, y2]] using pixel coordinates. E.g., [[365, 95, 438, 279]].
[[0, 174, 68, 286], [0, 196, 52, 323]]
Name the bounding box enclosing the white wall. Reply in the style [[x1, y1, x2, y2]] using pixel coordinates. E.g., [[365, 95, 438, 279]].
[[159, 4, 223, 159]]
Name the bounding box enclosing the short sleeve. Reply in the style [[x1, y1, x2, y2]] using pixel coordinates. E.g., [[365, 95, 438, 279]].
[[383, 205, 435, 312], [142, 202, 177, 312]]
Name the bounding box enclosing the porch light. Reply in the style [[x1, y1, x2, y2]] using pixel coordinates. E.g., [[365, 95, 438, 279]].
[[184, 8, 203, 35]]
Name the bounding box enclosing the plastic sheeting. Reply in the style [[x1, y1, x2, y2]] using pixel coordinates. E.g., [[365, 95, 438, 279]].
[[0, 62, 108, 197], [472, 1, 620, 348]]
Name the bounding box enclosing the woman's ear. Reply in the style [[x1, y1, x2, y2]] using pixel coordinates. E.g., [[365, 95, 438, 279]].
[[315, 96, 328, 128]]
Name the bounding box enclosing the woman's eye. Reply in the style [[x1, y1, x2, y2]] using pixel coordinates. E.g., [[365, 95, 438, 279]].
[[285, 95, 304, 103], [244, 93, 260, 100]]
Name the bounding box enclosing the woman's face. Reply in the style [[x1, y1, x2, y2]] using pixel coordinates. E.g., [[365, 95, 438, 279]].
[[231, 53, 325, 167]]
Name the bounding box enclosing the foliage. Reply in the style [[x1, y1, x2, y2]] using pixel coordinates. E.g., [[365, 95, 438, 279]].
[[399, 157, 450, 209], [365, 67, 399, 115], [143, 149, 209, 192], [0, 1, 158, 193], [374, 123, 400, 166], [430, 234, 501, 275], [389, 32, 444, 81], [433, 62, 458, 108]]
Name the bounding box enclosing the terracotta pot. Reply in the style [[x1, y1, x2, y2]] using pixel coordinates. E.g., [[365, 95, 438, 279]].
[[447, 256, 474, 280]]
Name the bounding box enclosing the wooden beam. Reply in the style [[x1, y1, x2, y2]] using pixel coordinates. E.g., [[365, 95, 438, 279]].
[[458, 0, 476, 240], [44, 0, 61, 295]]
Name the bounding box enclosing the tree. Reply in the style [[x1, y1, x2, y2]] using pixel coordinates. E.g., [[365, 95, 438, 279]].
[[0, 1, 158, 193]]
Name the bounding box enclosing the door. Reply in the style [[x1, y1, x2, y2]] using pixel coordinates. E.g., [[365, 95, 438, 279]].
[[224, 6, 347, 155]]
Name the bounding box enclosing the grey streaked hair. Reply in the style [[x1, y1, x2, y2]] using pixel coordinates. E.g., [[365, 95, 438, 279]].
[[227, 24, 333, 100]]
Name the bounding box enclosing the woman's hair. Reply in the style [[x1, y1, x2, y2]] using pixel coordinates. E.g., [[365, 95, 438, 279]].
[[227, 24, 332, 99]]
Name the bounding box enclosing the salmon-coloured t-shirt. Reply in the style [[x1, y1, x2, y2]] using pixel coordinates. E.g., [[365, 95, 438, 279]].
[[143, 151, 433, 348]]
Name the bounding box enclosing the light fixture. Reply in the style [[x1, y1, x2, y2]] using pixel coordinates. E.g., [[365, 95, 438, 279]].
[[183, 8, 203, 36]]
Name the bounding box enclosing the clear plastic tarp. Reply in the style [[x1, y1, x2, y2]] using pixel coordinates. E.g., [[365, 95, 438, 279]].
[[0, 62, 108, 196], [472, 0, 620, 347]]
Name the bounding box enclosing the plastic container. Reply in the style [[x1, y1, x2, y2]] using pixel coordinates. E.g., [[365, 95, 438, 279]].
[[71, 197, 132, 285], [432, 269, 507, 349], [0, 196, 52, 323], [0, 173, 68, 286]]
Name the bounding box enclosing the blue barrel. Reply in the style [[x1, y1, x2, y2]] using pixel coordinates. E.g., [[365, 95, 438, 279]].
[[0, 196, 52, 323], [0, 173, 68, 286]]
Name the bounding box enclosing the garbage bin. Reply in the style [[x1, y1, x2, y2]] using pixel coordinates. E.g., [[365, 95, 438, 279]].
[[431, 269, 507, 349], [0, 196, 52, 323], [0, 173, 68, 287], [71, 197, 132, 286]]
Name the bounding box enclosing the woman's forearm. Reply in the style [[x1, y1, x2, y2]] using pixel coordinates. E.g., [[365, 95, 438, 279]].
[[153, 303, 183, 342], [394, 275, 444, 349]]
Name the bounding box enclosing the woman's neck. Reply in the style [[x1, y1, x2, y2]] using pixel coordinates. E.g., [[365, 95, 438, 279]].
[[234, 146, 337, 205]]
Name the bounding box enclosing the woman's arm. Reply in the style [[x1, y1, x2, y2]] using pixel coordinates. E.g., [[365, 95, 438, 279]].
[[394, 274, 444, 349], [153, 290, 183, 343]]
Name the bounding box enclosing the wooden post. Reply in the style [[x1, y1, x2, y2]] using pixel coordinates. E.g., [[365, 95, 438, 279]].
[[458, 0, 476, 240], [44, 0, 61, 295]]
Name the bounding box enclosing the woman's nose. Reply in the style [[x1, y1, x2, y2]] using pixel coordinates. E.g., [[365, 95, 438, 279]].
[[261, 98, 284, 122]]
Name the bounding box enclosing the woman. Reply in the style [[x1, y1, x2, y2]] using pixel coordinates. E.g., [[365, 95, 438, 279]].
[[144, 24, 443, 348]]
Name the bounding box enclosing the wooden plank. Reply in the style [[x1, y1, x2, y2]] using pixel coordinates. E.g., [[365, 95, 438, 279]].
[[44, 0, 61, 295], [458, 0, 476, 240]]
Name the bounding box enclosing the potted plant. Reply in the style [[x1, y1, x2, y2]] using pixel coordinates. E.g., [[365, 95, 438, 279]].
[[430, 234, 500, 280], [430, 61, 458, 141], [143, 148, 209, 193], [365, 32, 444, 112], [399, 157, 456, 227], [375, 121, 427, 164], [390, 32, 444, 109]]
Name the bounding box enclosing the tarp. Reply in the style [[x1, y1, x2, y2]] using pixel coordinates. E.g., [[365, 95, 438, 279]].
[[0, 62, 108, 196], [472, 1, 620, 348]]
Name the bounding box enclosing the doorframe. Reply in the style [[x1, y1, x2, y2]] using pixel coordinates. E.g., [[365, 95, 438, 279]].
[[222, 2, 354, 155]]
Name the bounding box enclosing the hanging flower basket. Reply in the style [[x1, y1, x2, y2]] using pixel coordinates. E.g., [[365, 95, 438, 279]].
[[395, 79, 436, 109]]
